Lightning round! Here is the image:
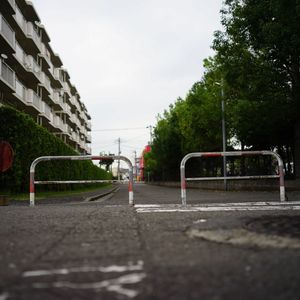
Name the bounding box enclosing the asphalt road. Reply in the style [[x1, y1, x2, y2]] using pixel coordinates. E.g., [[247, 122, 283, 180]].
[[1, 184, 300, 300]]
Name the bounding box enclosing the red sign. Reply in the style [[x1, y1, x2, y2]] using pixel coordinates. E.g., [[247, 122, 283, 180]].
[[0, 141, 14, 172]]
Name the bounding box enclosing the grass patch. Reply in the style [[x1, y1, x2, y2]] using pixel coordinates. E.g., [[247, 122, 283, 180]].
[[10, 184, 112, 201]]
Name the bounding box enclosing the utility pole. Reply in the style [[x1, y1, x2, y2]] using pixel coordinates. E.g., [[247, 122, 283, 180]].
[[134, 150, 137, 181], [117, 137, 121, 181], [147, 125, 153, 144]]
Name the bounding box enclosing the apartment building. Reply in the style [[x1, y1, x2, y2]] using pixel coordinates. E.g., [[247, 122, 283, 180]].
[[0, 0, 92, 154]]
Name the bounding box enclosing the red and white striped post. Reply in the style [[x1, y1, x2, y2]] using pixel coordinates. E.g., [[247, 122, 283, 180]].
[[29, 155, 134, 207], [180, 151, 285, 206]]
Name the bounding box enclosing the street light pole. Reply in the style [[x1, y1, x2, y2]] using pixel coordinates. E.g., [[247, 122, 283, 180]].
[[221, 82, 227, 191], [117, 137, 121, 181]]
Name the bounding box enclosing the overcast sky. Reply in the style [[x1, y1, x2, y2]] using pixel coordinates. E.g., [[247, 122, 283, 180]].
[[31, 0, 223, 163]]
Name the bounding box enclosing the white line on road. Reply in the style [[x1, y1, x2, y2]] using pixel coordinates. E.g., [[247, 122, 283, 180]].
[[33, 273, 147, 298], [22, 261, 145, 299], [23, 261, 144, 277], [135, 203, 300, 213]]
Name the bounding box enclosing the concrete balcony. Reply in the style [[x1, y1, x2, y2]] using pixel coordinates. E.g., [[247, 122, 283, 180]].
[[79, 139, 86, 150], [69, 95, 78, 110], [0, 14, 15, 54], [26, 22, 41, 53], [39, 43, 51, 70], [70, 131, 80, 144], [14, 78, 27, 104], [51, 68, 63, 88], [62, 81, 72, 98], [61, 123, 69, 135], [27, 89, 42, 112], [39, 71, 52, 94], [86, 121, 92, 131], [57, 102, 72, 119], [69, 113, 78, 126], [86, 132, 92, 143], [76, 117, 82, 129], [40, 101, 53, 123], [74, 97, 81, 111], [52, 90, 64, 110], [52, 114, 65, 132], [48, 67, 62, 89], [85, 145, 92, 155], [0, 59, 15, 93], [25, 55, 40, 76]]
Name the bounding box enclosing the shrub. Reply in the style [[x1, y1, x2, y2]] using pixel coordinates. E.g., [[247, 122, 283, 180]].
[[0, 106, 111, 193]]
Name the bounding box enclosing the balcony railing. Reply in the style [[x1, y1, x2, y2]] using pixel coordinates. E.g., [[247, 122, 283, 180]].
[[52, 91, 64, 107], [15, 79, 26, 102], [40, 72, 51, 93], [15, 5, 27, 34], [40, 43, 52, 67], [27, 89, 41, 111], [63, 81, 71, 96], [0, 14, 15, 49], [25, 55, 41, 80], [0, 60, 15, 89], [41, 101, 53, 122], [71, 131, 80, 143], [26, 22, 41, 50], [15, 42, 26, 65], [86, 121, 92, 130], [86, 133, 92, 143], [74, 98, 81, 111], [64, 102, 72, 116]]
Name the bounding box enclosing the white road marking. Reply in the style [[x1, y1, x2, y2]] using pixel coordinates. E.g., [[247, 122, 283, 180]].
[[22, 261, 145, 299], [23, 261, 144, 277], [33, 273, 147, 298], [134, 201, 300, 208], [135, 203, 300, 213]]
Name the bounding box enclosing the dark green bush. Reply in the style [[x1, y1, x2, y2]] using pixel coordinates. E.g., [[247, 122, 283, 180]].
[[0, 106, 111, 193]]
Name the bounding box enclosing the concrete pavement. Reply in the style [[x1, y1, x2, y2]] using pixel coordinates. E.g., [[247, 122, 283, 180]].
[[0, 184, 300, 299]]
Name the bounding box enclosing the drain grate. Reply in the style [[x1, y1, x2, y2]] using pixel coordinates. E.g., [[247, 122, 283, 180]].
[[245, 216, 300, 239]]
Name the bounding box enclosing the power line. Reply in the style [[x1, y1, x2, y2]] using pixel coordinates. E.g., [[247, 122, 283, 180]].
[[92, 127, 147, 132]]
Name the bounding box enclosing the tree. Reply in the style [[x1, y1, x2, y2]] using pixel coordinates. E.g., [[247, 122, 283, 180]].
[[150, 101, 184, 180], [213, 0, 299, 175]]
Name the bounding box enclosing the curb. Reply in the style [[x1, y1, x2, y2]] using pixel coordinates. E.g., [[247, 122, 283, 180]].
[[84, 186, 119, 202]]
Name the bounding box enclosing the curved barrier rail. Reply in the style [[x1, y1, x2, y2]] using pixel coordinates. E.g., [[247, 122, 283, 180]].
[[180, 151, 285, 205], [29, 155, 133, 207]]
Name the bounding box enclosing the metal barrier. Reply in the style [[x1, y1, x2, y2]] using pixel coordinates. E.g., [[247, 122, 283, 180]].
[[29, 155, 134, 207], [180, 151, 285, 205]]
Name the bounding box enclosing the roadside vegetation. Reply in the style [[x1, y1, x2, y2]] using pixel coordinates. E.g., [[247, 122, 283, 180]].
[[145, 0, 299, 181], [11, 183, 111, 201], [0, 106, 112, 194]]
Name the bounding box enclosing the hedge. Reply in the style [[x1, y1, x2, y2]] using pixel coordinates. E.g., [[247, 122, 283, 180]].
[[0, 106, 111, 193]]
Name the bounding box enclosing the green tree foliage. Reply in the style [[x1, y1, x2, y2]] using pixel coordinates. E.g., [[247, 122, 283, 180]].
[[213, 0, 299, 166], [148, 71, 227, 180], [150, 101, 184, 180], [0, 106, 111, 193]]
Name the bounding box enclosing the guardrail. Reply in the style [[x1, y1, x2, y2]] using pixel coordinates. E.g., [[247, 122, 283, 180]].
[[180, 151, 285, 205], [29, 155, 133, 207]]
